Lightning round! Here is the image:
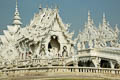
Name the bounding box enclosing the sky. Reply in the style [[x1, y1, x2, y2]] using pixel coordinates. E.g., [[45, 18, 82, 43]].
[[0, 0, 120, 36]]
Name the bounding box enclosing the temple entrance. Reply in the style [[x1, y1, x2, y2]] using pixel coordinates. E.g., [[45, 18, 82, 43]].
[[48, 35, 60, 55]]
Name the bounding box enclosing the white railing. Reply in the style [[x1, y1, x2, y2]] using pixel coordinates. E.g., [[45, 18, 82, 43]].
[[1, 66, 120, 75]]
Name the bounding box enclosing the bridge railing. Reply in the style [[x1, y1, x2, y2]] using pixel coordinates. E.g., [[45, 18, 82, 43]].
[[1, 66, 120, 75]]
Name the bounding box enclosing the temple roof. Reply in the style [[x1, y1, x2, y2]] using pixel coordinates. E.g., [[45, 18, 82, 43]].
[[15, 7, 74, 44]]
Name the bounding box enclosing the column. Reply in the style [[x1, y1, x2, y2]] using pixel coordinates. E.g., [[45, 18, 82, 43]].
[[73, 57, 78, 67], [74, 62, 78, 67], [77, 42, 81, 51], [92, 57, 101, 68], [45, 43, 48, 55], [82, 42, 85, 49], [89, 40, 93, 48], [110, 61, 115, 69]]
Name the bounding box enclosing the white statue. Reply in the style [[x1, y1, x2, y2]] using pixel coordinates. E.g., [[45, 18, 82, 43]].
[[62, 46, 68, 57], [40, 44, 46, 56]]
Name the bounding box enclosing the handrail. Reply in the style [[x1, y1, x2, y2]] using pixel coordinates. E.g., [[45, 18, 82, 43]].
[[1, 66, 120, 75]]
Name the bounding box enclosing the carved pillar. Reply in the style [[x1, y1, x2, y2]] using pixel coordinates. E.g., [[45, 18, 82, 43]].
[[117, 61, 120, 69], [77, 42, 81, 51], [24, 53, 26, 60], [94, 39, 99, 48], [35, 42, 41, 56], [20, 53, 22, 60], [74, 62, 78, 67], [70, 46, 74, 56], [73, 57, 78, 67], [92, 57, 101, 68], [60, 44, 63, 57], [45, 43, 48, 55], [77, 43, 79, 51], [82, 42, 85, 49], [89, 40, 93, 48], [110, 60, 116, 69]]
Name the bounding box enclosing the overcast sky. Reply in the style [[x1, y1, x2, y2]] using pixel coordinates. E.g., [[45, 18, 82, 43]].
[[0, 0, 120, 36]]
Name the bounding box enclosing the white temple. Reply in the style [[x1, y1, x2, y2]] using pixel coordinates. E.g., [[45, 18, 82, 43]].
[[0, 0, 120, 70]]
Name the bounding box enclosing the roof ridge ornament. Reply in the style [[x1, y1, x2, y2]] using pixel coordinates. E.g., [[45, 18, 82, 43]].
[[55, 5, 59, 9], [55, 5, 59, 12], [88, 10, 91, 22], [87, 10, 92, 27], [39, 4, 42, 10], [46, 5, 48, 10], [103, 13, 107, 24], [115, 24, 119, 34], [16, 0, 18, 12]]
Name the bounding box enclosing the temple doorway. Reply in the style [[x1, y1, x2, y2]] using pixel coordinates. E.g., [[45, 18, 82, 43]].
[[48, 35, 60, 55]]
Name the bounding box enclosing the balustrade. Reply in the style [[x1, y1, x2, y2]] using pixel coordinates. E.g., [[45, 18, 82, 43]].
[[1, 66, 120, 75]]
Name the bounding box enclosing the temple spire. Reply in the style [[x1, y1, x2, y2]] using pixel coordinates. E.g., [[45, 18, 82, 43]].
[[87, 10, 92, 27], [39, 4, 42, 10], [88, 10, 91, 22], [46, 5, 48, 10], [55, 5, 59, 9], [55, 5, 59, 12], [103, 13, 107, 24], [16, 0, 18, 11], [13, 0, 22, 26]]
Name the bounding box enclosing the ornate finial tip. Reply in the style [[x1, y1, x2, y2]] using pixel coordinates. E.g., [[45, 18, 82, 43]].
[[39, 4, 42, 10], [55, 5, 59, 9], [16, 0, 18, 6], [88, 10, 90, 16], [103, 13, 105, 18], [16, 0, 18, 11], [46, 5, 48, 8], [116, 24, 118, 26]]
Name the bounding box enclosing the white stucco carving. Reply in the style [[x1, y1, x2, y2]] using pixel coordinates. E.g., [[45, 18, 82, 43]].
[[0, 1, 120, 69]]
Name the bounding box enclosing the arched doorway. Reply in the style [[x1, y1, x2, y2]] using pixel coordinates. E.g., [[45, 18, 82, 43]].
[[100, 60, 111, 68], [48, 35, 60, 55], [78, 60, 95, 67]]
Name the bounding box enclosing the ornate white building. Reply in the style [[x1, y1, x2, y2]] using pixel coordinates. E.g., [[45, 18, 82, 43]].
[[0, 1, 120, 69]]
